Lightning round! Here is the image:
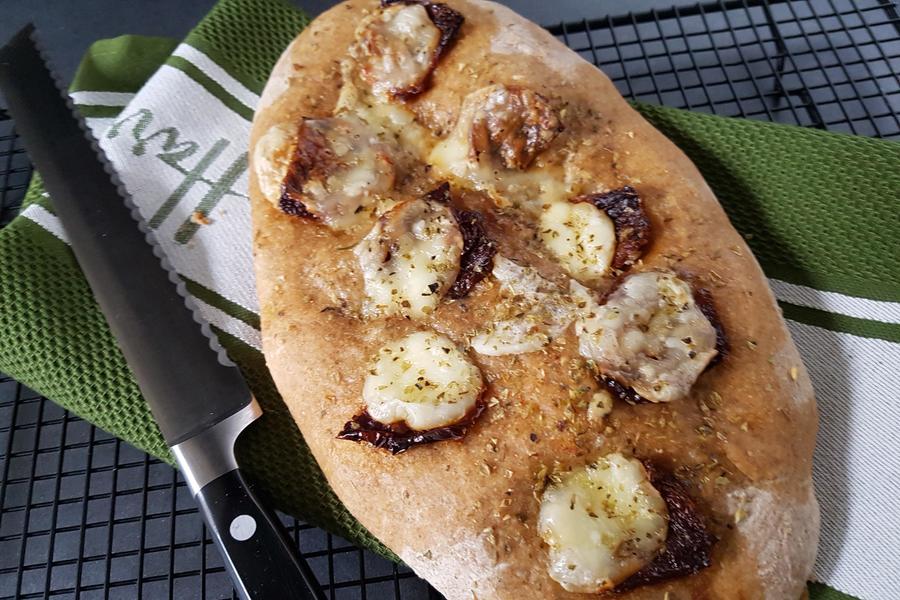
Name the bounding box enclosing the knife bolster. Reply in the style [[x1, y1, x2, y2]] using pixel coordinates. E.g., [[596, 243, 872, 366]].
[[171, 398, 262, 494]]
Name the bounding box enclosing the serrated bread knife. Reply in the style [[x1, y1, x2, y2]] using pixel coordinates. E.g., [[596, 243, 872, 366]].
[[0, 25, 325, 600]]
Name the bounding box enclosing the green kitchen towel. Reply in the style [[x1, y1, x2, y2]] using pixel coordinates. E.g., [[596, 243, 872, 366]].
[[1, 0, 898, 597]]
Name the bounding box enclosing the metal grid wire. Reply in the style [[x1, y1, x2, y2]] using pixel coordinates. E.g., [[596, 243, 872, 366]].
[[1, 0, 898, 597], [550, 0, 900, 137]]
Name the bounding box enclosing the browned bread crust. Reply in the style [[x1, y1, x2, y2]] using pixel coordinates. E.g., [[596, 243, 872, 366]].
[[248, 1, 819, 598]]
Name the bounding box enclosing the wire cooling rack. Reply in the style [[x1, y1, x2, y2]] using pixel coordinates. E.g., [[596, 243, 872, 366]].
[[1, 0, 898, 598]]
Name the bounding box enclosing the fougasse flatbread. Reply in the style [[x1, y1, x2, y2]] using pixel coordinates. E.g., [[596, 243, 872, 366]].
[[248, 1, 820, 598]]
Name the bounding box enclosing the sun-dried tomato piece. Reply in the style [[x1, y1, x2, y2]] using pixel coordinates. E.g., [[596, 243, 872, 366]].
[[278, 196, 314, 218], [600, 375, 650, 405], [618, 463, 715, 590], [421, 181, 451, 204], [279, 121, 332, 219], [693, 287, 729, 367], [576, 186, 651, 271], [337, 400, 486, 454], [447, 209, 496, 299]]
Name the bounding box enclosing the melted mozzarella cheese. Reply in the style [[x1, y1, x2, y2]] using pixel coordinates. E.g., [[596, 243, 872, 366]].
[[302, 116, 396, 230], [364, 331, 483, 430], [470, 257, 576, 356], [569, 279, 600, 314], [253, 122, 296, 205], [576, 271, 719, 403], [428, 88, 568, 212], [540, 201, 616, 284], [430, 128, 568, 212], [355, 198, 462, 319], [538, 454, 668, 593], [352, 4, 440, 98], [337, 78, 436, 159], [586, 389, 614, 422], [254, 116, 395, 230]]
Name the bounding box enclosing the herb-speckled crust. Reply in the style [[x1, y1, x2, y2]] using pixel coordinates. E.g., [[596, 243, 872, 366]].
[[248, 1, 819, 598]]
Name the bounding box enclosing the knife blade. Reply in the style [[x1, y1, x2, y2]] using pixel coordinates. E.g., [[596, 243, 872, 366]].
[[0, 25, 325, 600]]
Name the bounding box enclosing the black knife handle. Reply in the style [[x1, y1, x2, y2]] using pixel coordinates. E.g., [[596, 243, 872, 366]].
[[195, 469, 325, 600]]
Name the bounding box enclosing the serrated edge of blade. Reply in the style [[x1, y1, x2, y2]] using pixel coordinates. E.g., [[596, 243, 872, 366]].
[[26, 27, 239, 369]]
